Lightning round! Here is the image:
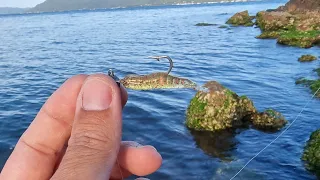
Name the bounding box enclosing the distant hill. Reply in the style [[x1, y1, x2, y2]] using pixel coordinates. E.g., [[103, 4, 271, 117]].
[[0, 7, 29, 14], [29, 0, 243, 13]]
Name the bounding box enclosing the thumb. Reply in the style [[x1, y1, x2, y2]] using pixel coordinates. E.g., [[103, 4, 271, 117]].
[[52, 74, 123, 180]]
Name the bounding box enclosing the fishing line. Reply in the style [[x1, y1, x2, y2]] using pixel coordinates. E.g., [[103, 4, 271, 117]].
[[229, 86, 320, 180]]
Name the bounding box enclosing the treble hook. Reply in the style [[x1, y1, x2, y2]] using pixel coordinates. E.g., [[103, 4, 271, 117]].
[[148, 56, 174, 75]]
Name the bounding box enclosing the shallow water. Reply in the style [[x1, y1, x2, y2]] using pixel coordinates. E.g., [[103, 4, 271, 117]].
[[0, 1, 320, 179]]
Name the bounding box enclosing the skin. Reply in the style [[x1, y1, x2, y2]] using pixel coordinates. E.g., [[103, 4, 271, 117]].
[[0, 74, 162, 180]]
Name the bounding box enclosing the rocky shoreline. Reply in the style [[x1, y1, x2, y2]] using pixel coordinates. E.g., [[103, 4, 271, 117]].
[[226, 0, 320, 48], [222, 0, 320, 178], [192, 0, 320, 178]]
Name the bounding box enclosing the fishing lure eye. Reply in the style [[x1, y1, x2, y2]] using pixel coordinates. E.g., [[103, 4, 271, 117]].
[[107, 69, 121, 87]]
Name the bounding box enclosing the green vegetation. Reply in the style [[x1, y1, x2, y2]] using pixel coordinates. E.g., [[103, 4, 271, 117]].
[[195, 23, 217, 26], [278, 30, 320, 48], [298, 55, 318, 62], [296, 78, 320, 97], [256, 31, 280, 39], [256, 29, 320, 48], [302, 129, 320, 178], [226, 10, 254, 27], [186, 95, 208, 130]]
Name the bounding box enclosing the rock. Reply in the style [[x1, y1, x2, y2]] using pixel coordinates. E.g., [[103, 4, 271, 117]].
[[219, 25, 229, 28], [256, 11, 294, 32], [279, 0, 320, 12], [298, 55, 318, 62], [195, 23, 217, 26], [186, 81, 257, 131], [313, 68, 320, 76], [256, 31, 280, 39], [302, 129, 320, 178], [277, 30, 320, 48], [296, 78, 320, 97], [254, 0, 320, 48], [244, 109, 288, 131], [226, 10, 254, 27]]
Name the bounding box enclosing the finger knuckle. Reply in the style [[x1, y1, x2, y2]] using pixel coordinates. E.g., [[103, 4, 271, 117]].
[[70, 126, 116, 153]]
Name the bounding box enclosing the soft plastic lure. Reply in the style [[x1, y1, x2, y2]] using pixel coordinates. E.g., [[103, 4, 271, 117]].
[[108, 56, 198, 90]]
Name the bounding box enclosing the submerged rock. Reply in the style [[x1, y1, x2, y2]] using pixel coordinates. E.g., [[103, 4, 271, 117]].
[[244, 109, 288, 131], [313, 68, 320, 76], [226, 10, 254, 27], [302, 129, 320, 178], [195, 23, 217, 26], [298, 55, 318, 62], [296, 78, 320, 97], [219, 25, 229, 29], [186, 81, 257, 131]]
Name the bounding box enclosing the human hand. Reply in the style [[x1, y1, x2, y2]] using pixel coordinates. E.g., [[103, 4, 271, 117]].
[[0, 74, 162, 180]]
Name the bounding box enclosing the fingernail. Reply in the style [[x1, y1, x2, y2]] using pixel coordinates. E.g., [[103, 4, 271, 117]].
[[124, 141, 143, 148], [82, 79, 113, 111]]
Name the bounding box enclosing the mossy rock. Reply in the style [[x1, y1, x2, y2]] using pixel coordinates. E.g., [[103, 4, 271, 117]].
[[256, 31, 281, 39], [245, 109, 288, 131], [277, 30, 320, 48], [226, 10, 254, 27], [256, 11, 294, 32], [298, 55, 318, 62], [296, 78, 320, 97], [186, 81, 257, 131], [302, 129, 320, 178], [195, 23, 217, 26]]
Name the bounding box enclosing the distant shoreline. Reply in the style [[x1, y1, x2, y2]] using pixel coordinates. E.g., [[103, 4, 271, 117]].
[[0, 0, 260, 16]]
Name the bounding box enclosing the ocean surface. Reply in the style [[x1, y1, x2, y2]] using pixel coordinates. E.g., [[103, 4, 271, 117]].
[[1, 1, 320, 179]]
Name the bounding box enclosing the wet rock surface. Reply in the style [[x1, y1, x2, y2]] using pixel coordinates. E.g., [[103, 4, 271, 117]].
[[227, 0, 320, 48], [244, 109, 288, 131], [195, 23, 217, 26], [298, 55, 318, 62], [296, 78, 320, 97], [186, 81, 287, 132], [226, 10, 254, 26], [302, 129, 320, 178]]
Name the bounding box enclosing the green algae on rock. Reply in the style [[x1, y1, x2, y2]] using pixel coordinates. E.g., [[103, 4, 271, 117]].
[[256, 31, 280, 39], [296, 78, 320, 97], [277, 30, 320, 48], [186, 81, 257, 131], [298, 55, 318, 62], [226, 10, 254, 27], [302, 129, 320, 178], [244, 109, 288, 131], [195, 23, 217, 26]]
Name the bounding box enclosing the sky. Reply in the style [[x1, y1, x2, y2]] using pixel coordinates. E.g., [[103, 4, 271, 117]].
[[0, 0, 45, 8]]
